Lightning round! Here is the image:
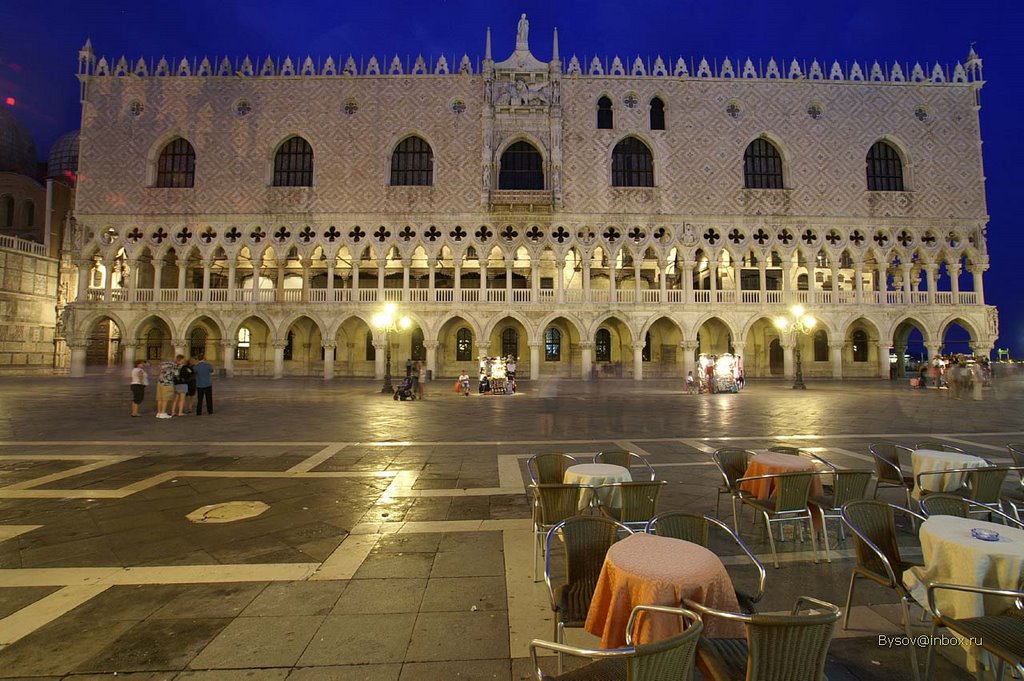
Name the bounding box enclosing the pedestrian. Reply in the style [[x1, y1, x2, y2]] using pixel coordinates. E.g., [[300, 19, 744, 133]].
[[193, 354, 214, 415], [947, 361, 962, 400], [410, 360, 421, 398], [506, 356, 517, 382], [156, 357, 177, 418], [184, 357, 198, 413], [969, 362, 983, 401], [417, 360, 427, 400], [130, 359, 148, 417], [685, 371, 695, 395], [405, 357, 413, 377], [172, 354, 191, 416], [459, 369, 470, 396]]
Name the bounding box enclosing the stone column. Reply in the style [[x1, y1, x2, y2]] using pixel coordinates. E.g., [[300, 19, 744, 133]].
[[202, 260, 212, 302], [69, 339, 88, 377], [631, 340, 645, 381], [608, 255, 617, 303], [427, 259, 436, 297], [301, 259, 311, 302], [806, 259, 816, 299], [479, 260, 488, 300], [877, 342, 891, 379], [530, 257, 539, 303], [681, 341, 698, 381], [351, 261, 360, 295], [126, 259, 138, 302], [228, 262, 237, 301], [634, 258, 642, 301], [949, 262, 960, 299], [708, 259, 718, 300], [176, 259, 187, 301], [373, 341, 387, 379], [971, 266, 986, 304], [782, 341, 795, 380], [969, 341, 993, 360], [153, 260, 163, 299], [878, 263, 888, 299], [683, 260, 694, 302], [172, 339, 187, 358], [326, 260, 335, 301], [583, 261, 592, 302], [476, 341, 492, 365], [580, 341, 593, 380], [529, 341, 541, 380], [454, 262, 462, 301], [402, 259, 411, 301], [556, 257, 565, 304], [424, 340, 438, 379], [925, 342, 941, 363], [782, 260, 793, 303], [732, 341, 746, 365], [76, 260, 90, 301], [658, 259, 668, 301], [272, 341, 287, 379], [505, 260, 513, 303], [829, 341, 844, 380], [220, 340, 235, 377], [103, 258, 115, 303], [924, 265, 937, 305], [758, 261, 766, 301], [122, 342, 137, 377], [251, 259, 261, 301], [901, 264, 912, 301], [322, 341, 336, 380], [376, 259, 386, 294], [854, 261, 864, 304]]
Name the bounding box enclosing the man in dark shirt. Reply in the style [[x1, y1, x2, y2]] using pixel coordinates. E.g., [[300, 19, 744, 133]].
[[193, 355, 215, 415]]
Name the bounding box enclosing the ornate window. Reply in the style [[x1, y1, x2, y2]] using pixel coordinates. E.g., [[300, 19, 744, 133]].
[[612, 137, 654, 187], [545, 327, 561, 361], [1, 195, 13, 227], [282, 330, 294, 361], [649, 97, 665, 130], [866, 141, 905, 191], [273, 136, 313, 187], [743, 138, 784, 189], [501, 328, 519, 358], [366, 330, 376, 361], [852, 330, 868, 362], [189, 328, 207, 359], [813, 330, 829, 362], [456, 328, 473, 361], [597, 96, 613, 129], [155, 138, 196, 188], [498, 141, 544, 190], [411, 328, 426, 361], [390, 136, 433, 186], [642, 332, 652, 362], [146, 328, 163, 360], [22, 200, 34, 227], [595, 329, 611, 362]]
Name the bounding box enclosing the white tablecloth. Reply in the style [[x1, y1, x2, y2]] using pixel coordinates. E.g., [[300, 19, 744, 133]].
[[911, 449, 988, 499], [564, 463, 631, 510]]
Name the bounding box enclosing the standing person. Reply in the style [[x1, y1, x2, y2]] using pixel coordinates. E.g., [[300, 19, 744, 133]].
[[156, 357, 177, 419], [506, 356, 517, 382], [969, 362, 983, 401], [184, 357, 198, 413], [193, 354, 214, 415], [405, 357, 413, 377], [947, 361, 962, 400], [459, 369, 470, 396], [172, 355, 190, 416], [416, 361, 427, 400], [130, 360, 148, 417], [685, 370, 696, 395], [410, 361, 421, 399]]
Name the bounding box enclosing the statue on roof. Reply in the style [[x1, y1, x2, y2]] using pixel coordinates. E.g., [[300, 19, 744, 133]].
[[517, 14, 529, 50]]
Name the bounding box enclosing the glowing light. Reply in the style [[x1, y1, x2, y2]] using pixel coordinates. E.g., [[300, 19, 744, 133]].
[[792, 305, 805, 317], [802, 315, 817, 329], [399, 316, 411, 330], [774, 317, 788, 330], [4, 97, 14, 106]]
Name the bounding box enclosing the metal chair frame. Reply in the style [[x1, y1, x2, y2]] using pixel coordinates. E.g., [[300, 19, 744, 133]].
[[919, 492, 1024, 529], [915, 442, 970, 455], [595, 480, 668, 532], [593, 450, 657, 481], [736, 470, 822, 569], [711, 448, 755, 533], [869, 443, 916, 513], [528, 453, 580, 485], [809, 468, 875, 563], [915, 466, 1010, 516], [531, 483, 588, 581], [1000, 463, 1024, 523]]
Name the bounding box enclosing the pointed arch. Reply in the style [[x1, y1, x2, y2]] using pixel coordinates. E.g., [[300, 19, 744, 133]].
[[743, 135, 785, 189], [482, 310, 536, 343], [154, 137, 195, 188], [597, 95, 614, 129], [498, 140, 544, 190], [611, 136, 654, 187], [272, 135, 313, 187], [128, 312, 178, 341], [866, 138, 907, 191], [587, 312, 637, 343], [649, 96, 665, 130], [390, 135, 434, 186]]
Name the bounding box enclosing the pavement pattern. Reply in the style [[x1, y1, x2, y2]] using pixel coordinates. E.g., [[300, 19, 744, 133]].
[[0, 372, 1021, 680]]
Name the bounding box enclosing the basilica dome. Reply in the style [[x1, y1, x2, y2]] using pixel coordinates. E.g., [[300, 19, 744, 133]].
[[0, 107, 38, 176], [47, 130, 80, 183]]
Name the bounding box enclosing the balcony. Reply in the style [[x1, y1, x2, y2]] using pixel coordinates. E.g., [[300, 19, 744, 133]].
[[488, 189, 553, 212]]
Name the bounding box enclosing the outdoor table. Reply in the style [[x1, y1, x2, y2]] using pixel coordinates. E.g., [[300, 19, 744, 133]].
[[912, 448, 988, 499], [739, 451, 824, 500], [585, 533, 744, 647], [564, 463, 631, 510], [905, 516, 1024, 668]]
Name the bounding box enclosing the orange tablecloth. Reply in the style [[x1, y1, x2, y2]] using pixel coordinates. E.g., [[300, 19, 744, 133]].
[[585, 533, 744, 647], [739, 452, 824, 499]]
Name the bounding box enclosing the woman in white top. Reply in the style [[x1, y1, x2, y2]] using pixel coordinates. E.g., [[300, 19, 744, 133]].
[[130, 360, 149, 417]]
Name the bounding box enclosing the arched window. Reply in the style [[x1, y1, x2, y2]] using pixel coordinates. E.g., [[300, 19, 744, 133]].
[[866, 141, 905, 191], [189, 327, 207, 359], [155, 138, 196, 188], [146, 328, 163, 360], [22, 200, 34, 227], [498, 141, 544, 190], [235, 327, 251, 360], [797, 274, 809, 291], [597, 96, 613, 129], [743, 138, 784, 189], [852, 330, 868, 362], [411, 328, 425, 361], [595, 328, 611, 362], [612, 137, 654, 187], [282, 330, 295, 361], [390, 136, 433, 186], [456, 328, 473, 361], [273, 136, 313, 187], [813, 330, 829, 362], [501, 328, 519, 358], [642, 331, 652, 362], [2, 195, 14, 227], [649, 97, 665, 130], [366, 330, 376, 361], [544, 327, 561, 361]]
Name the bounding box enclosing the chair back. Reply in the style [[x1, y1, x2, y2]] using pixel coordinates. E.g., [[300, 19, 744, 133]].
[[547, 516, 624, 621], [831, 470, 874, 507], [919, 493, 969, 518], [1007, 444, 1024, 467], [869, 443, 911, 486], [964, 466, 1009, 504], [713, 448, 752, 489], [595, 450, 656, 481], [628, 612, 703, 681], [768, 446, 801, 456], [609, 481, 666, 524], [771, 472, 814, 513], [646, 511, 709, 546], [842, 500, 902, 585], [529, 453, 577, 485], [915, 442, 968, 455], [534, 484, 584, 526], [746, 600, 840, 681]]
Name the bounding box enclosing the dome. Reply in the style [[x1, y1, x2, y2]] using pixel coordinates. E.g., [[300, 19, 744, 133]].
[[47, 130, 80, 183], [0, 107, 38, 176]]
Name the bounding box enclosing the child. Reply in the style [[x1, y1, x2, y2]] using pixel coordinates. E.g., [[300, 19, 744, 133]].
[[459, 369, 470, 396], [685, 371, 696, 395], [130, 360, 149, 416]]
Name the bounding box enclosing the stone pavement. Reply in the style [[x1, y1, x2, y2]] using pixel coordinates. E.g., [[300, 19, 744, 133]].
[[0, 373, 1020, 679]]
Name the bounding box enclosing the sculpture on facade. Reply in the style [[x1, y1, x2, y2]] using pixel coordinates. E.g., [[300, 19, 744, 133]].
[[517, 14, 529, 50]]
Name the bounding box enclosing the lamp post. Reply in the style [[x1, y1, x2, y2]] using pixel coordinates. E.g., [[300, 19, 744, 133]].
[[774, 305, 816, 390], [372, 303, 411, 394]]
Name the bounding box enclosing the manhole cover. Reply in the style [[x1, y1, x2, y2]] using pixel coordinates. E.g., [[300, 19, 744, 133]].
[[186, 501, 269, 524]]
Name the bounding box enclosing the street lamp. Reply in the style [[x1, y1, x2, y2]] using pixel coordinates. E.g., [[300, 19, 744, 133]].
[[774, 305, 816, 390], [372, 303, 411, 394]]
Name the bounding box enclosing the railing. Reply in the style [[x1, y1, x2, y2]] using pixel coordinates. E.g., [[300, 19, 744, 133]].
[[434, 288, 454, 302], [564, 289, 584, 303], [815, 291, 833, 305], [486, 289, 506, 303], [642, 290, 661, 303], [184, 288, 203, 302], [209, 289, 229, 302], [280, 289, 302, 302], [135, 288, 154, 302], [86, 288, 104, 301], [740, 291, 760, 304], [794, 291, 811, 304], [694, 290, 710, 303], [409, 289, 429, 303], [617, 289, 636, 303], [836, 291, 856, 304], [380, 289, 402, 302], [461, 289, 481, 303], [357, 289, 377, 303], [590, 289, 609, 303], [334, 289, 352, 302], [666, 290, 685, 303], [886, 291, 905, 305], [256, 289, 276, 302], [959, 292, 978, 305], [934, 292, 953, 305], [234, 289, 252, 302], [536, 289, 555, 303], [512, 289, 531, 303], [716, 290, 735, 304], [308, 289, 327, 303], [863, 291, 881, 305], [910, 291, 928, 304], [0, 234, 47, 257], [766, 291, 784, 304]]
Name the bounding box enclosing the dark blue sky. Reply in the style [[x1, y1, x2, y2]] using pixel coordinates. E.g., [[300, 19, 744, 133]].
[[4, 1, 1022, 355]]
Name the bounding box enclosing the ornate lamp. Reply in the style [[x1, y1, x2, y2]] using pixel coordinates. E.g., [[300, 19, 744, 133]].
[[774, 305, 816, 389], [372, 303, 411, 393]]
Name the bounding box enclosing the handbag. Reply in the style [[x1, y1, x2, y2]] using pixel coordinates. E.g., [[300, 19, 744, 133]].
[[454, 380, 461, 393]]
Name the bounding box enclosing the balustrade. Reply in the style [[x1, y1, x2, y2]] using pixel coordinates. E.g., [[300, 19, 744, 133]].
[[815, 291, 833, 305], [183, 288, 203, 302], [716, 290, 735, 304], [461, 289, 481, 303], [886, 291, 904, 305], [740, 291, 760, 304], [564, 289, 584, 303], [408, 289, 429, 302], [135, 288, 154, 302], [357, 289, 377, 303], [434, 288, 454, 302], [486, 289, 506, 303], [933, 292, 953, 305], [959, 292, 978, 305], [590, 289, 609, 303], [308, 289, 327, 303], [693, 290, 710, 303], [666, 290, 684, 303], [617, 289, 636, 303], [334, 289, 352, 302], [537, 289, 555, 303], [765, 290, 784, 304], [642, 290, 661, 303], [511, 289, 532, 303], [209, 289, 228, 302]]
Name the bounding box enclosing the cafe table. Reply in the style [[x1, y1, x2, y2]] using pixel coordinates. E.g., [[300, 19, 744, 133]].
[[912, 448, 988, 499], [739, 451, 824, 500], [563, 463, 631, 510]]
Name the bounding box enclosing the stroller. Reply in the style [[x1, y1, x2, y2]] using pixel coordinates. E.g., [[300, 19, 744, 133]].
[[393, 377, 416, 401]]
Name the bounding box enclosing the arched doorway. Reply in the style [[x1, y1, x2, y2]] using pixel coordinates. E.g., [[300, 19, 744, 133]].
[[892, 318, 928, 380], [85, 316, 124, 370], [744, 317, 781, 378], [768, 339, 784, 375]]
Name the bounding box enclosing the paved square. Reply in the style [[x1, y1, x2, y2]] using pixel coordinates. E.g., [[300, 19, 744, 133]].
[[0, 373, 1021, 679]]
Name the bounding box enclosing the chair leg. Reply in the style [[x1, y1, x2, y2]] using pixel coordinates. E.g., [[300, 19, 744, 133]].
[[901, 596, 922, 681], [819, 509, 832, 563], [807, 516, 819, 564], [731, 496, 741, 535], [764, 513, 780, 568], [843, 573, 858, 630], [924, 620, 937, 681], [716, 490, 722, 519], [533, 528, 540, 582], [556, 621, 565, 674]]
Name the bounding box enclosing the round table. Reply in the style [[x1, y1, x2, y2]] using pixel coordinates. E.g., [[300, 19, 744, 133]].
[[585, 533, 744, 647], [912, 449, 988, 499], [739, 451, 824, 500], [564, 463, 631, 510]]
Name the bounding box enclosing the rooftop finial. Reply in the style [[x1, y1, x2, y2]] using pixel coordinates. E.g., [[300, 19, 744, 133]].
[[552, 27, 560, 62], [516, 13, 529, 51], [485, 27, 492, 61]]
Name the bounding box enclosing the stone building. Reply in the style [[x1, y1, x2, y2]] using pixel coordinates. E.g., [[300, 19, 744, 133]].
[[64, 18, 996, 380]]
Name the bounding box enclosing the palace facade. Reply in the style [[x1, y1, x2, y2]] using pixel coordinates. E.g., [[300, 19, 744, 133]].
[[64, 17, 996, 380]]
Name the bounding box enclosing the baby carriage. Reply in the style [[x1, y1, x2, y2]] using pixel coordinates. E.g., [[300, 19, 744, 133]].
[[393, 377, 416, 401]]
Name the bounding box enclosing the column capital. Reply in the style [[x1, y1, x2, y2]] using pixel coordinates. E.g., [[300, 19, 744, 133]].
[[680, 340, 699, 350], [630, 340, 646, 350], [67, 338, 89, 349], [321, 341, 337, 350], [528, 341, 543, 349], [423, 340, 439, 350], [272, 341, 290, 350], [121, 341, 140, 350], [578, 341, 594, 350], [219, 340, 236, 348], [171, 338, 187, 348], [475, 341, 492, 350], [828, 341, 845, 350]]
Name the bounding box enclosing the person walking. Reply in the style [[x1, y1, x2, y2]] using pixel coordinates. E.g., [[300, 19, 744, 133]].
[[172, 355, 191, 416], [130, 360, 148, 417], [156, 357, 177, 418], [184, 357, 198, 413], [416, 361, 427, 400], [193, 354, 214, 415]]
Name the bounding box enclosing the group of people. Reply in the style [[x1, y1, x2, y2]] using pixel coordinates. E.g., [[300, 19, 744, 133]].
[[395, 359, 427, 400], [914, 354, 990, 400], [687, 354, 744, 394], [130, 355, 214, 418]]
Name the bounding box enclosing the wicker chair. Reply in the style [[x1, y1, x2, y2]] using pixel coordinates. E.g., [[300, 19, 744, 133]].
[[646, 512, 766, 613], [925, 583, 1024, 681], [841, 500, 926, 681], [1002, 466, 1024, 522], [711, 448, 754, 532], [916, 466, 1009, 515], [532, 483, 588, 580], [529, 453, 580, 485], [543, 516, 633, 672], [683, 596, 841, 681], [919, 493, 1024, 528], [594, 450, 657, 481], [597, 481, 667, 531], [529, 605, 702, 681], [808, 469, 874, 562], [870, 443, 917, 514], [737, 471, 820, 568], [915, 442, 970, 455]]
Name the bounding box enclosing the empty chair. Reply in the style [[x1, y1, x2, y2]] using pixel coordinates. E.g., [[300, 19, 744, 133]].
[[809, 468, 874, 562], [737, 471, 820, 568], [1003, 466, 1024, 522], [543, 516, 632, 672], [919, 493, 1024, 528], [684, 596, 841, 681], [646, 511, 766, 613], [594, 450, 656, 481], [1007, 444, 1024, 467], [597, 481, 667, 531], [841, 500, 926, 681], [529, 604, 702, 681], [915, 442, 969, 455], [916, 466, 1008, 513], [869, 443, 916, 511], [528, 453, 580, 485], [532, 483, 587, 580], [711, 448, 755, 532]]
